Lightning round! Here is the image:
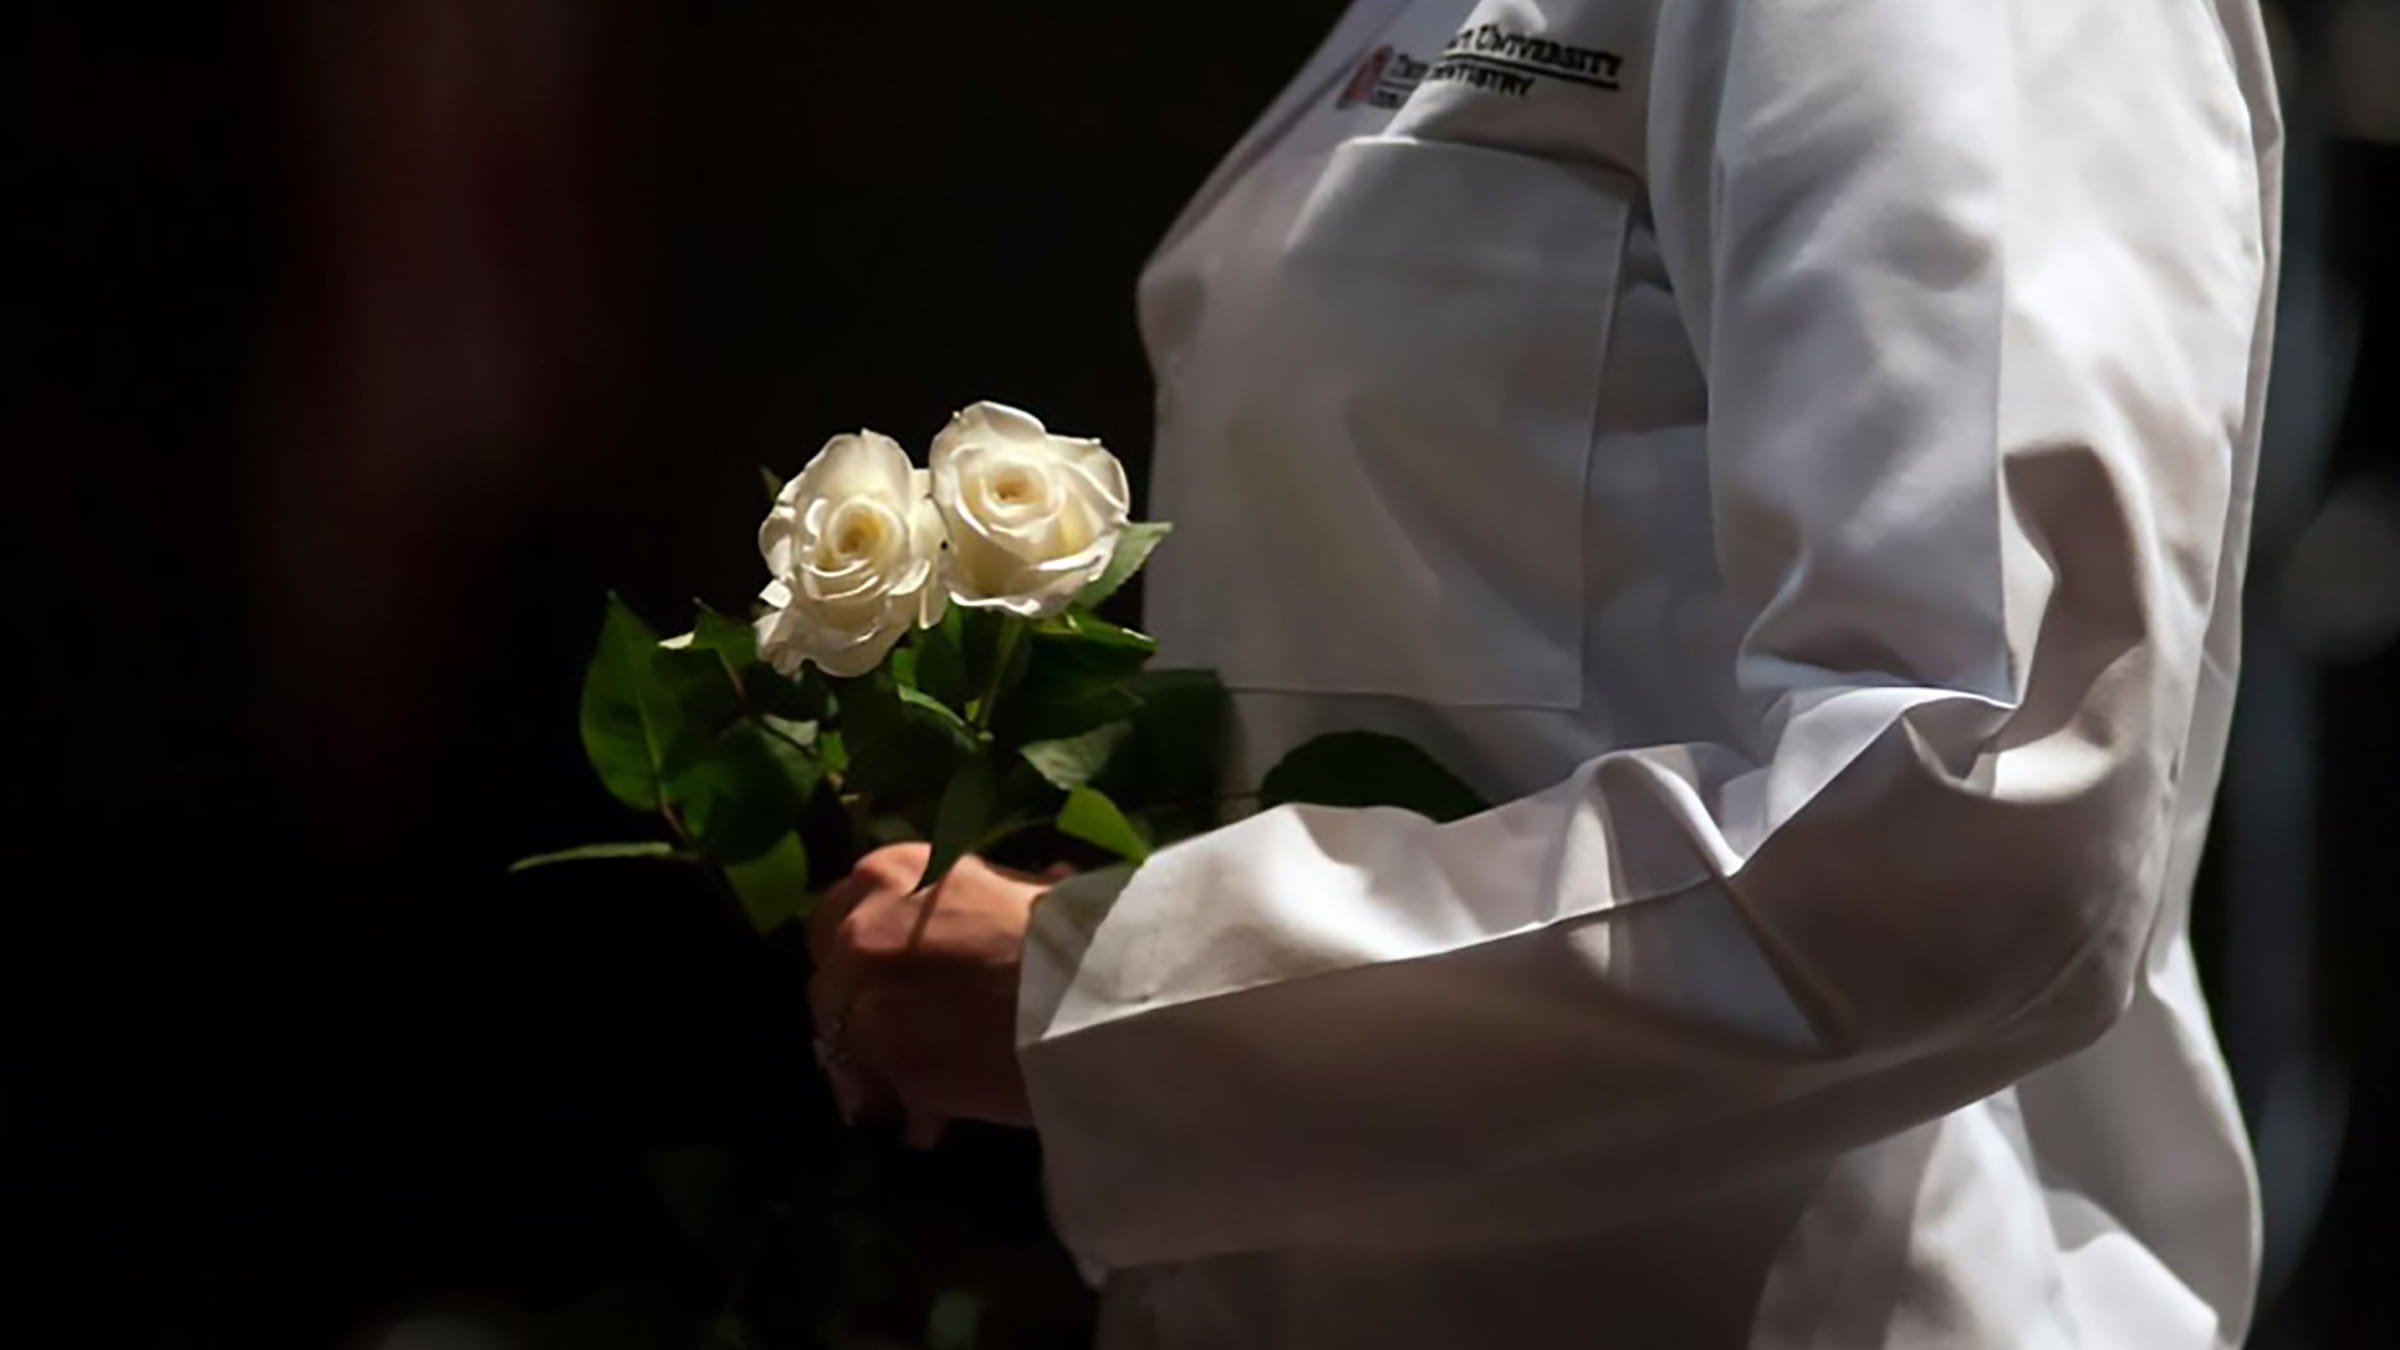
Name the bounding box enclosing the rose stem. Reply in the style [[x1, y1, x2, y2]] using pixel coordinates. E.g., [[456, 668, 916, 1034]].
[[973, 617, 1023, 731]]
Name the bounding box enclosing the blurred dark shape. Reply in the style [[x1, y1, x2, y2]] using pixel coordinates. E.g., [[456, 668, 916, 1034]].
[[262, 0, 628, 827], [2279, 476, 2400, 664], [2322, 0, 2400, 143], [2197, 11, 2396, 1350], [16, 3, 1342, 1346]]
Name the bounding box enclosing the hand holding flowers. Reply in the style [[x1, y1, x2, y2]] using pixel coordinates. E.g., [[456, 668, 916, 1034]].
[[511, 398, 1492, 1344]]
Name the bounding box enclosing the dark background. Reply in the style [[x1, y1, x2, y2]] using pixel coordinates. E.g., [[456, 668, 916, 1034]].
[[11, 2, 2393, 1347]]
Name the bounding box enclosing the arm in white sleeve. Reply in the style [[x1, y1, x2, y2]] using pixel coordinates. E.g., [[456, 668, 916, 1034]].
[[1019, 0, 2271, 1269]]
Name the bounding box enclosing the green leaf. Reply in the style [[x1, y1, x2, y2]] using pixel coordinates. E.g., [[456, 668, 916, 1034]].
[[580, 595, 729, 811], [815, 726, 849, 779], [1057, 785, 1151, 862], [1258, 731, 1491, 823], [1021, 719, 1135, 791], [688, 604, 761, 669], [746, 713, 825, 800], [1039, 606, 1159, 655], [912, 606, 975, 709], [668, 719, 816, 863], [1126, 668, 1228, 804], [508, 841, 684, 873], [748, 662, 831, 722], [920, 749, 1003, 890], [759, 464, 786, 502], [579, 596, 671, 810], [1013, 608, 1159, 709], [918, 748, 1066, 888], [927, 1289, 986, 1350], [656, 641, 745, 718], [690, 601, 837, 723], [835, 668, 979, 800], [1075, 521, 1173, 610], [582, 607, 800, 858], [758, 713, 817, 751], [723, 832, 813, 934], [995, 685, 1143, 744], [897, 680, 976, 736]]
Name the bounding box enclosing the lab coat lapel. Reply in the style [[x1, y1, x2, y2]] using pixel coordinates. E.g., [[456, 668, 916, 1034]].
[[1145, 0, 1421, 270]]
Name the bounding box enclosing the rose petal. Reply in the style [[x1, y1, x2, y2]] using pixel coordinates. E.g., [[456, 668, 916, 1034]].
[[1054, 438, 1132, 516], [931, 401, 1048, 462], [759, 501, 799, 575], [807, 617, 907, 677]]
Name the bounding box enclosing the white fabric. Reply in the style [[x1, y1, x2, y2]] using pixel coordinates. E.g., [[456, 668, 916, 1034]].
[[1018, 1, 2281, 1345]]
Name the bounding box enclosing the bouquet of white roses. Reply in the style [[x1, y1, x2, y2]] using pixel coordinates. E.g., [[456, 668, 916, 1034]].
[[513, 400, 1485, 1346], [517, 399, 1485, 933]]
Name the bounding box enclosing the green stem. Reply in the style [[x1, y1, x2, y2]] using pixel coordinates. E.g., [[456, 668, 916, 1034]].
[[972, 617, 1023, 731], [713, 649, 749, 704], [662, 802, 753, 920], [661, 800, 695, 847], [726, 648, 841, 791]]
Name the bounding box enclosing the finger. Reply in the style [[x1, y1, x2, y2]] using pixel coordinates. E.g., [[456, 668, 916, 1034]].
[[839, 979, 900, 1068], [807, 963, 862, 1059], [807, 873, 895, 1039], [805, 867, 878, 966], [827, 1063, 898, 1127], [828, 1065, 862, 1124], [840, 981, 938, 1109], [811, 842, 937, 964], [844, 983, 962, 1151]]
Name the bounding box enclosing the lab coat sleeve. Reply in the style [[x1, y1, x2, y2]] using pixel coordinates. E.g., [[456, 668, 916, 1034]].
[[1018, 0, 2271, 1268]]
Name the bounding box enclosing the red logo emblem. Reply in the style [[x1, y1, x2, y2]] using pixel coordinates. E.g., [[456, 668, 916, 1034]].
[[1337, 45, 1394, 110]]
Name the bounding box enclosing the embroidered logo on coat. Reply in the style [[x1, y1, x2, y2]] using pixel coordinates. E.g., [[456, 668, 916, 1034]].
[[1336, 43, 1433, 110], [1427, 22, 1624, 98]]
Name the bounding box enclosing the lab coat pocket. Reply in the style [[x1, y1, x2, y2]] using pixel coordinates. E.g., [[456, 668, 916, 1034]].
[[1211, 135, 1629, 709]]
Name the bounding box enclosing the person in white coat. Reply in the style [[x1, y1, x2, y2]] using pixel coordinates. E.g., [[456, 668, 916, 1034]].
[[806, 0, 2284, 1345]]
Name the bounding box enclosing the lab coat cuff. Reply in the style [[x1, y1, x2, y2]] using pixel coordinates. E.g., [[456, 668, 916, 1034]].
[[1018, 861, 1138, 1054], [1018, 860, 1138, 1285]]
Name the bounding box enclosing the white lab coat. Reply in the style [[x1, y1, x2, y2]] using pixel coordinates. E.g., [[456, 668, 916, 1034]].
[[1017, 1, 2281, 1345]]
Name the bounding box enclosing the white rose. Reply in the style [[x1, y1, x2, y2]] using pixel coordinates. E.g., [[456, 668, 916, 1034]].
[[928, 402, 1130, 618], [754, 431, 948, 678]]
